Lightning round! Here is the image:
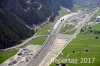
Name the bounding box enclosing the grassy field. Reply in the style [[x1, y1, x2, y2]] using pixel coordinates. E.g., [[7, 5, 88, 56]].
[[60, 25, 75, 32], [74, 4, 94, 14], [0, 49, 18, 64], [24, 23, 52, 46], [36, 23, 53, 35], [50, 23, 100, 66], [65, 29, 76, 34], [92, 24, 100, 31], [74, 4, 85, 11], [60, 25, 76, 34], [27, 36, 47, 45], [82, 23, 100, 34], [59, 7, 68, 17]]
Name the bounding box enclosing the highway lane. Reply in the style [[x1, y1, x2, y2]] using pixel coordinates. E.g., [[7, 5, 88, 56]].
[[39, 13, 90, 66], [27, 9, 99, 66], [27, 13, 79, 66], [1, 9, 99, 66]]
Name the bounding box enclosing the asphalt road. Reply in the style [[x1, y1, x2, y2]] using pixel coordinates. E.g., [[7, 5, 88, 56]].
[[27, 13, 79, 66]]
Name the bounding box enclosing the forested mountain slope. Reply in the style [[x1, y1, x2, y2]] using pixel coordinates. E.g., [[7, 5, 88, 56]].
[[0, 8, 34, 49], [0, 0, 73, 25], [0, 0, 73, 49]]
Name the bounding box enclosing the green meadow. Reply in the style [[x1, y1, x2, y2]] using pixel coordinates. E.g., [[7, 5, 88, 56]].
[[50, 23, 100, 66]]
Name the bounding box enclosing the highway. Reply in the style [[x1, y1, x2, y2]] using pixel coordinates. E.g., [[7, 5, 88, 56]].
[[38, 12, 90, 66], [1, 9, 98, 66], [27, 12, 79, 66], [1, 9, 97, 66]]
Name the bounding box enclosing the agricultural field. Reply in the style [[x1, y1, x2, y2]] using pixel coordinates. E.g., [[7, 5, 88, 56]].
[[65, 29, 76, 34], [50, 23, 100, 66], [60, 25, 76, 34], [74, 4, 94, 14], [0, 49, 18, 64], [60, 25, 75, 32], [27, 36, 47, 45], [35, 22, 53, 35]]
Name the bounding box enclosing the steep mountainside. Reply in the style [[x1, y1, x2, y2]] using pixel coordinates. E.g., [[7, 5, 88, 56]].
[[0, 8, 34, 49], [73, 0, 100, 8], [0, 0, 73, 25], [0, 0, 74, 49]]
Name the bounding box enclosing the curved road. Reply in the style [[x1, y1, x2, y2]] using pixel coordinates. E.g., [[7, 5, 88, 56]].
[[27, 12, 79, 66]]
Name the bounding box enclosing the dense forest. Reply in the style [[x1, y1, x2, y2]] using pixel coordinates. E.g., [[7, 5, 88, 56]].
[[0, 0, 74, 49], [0, 0, 73, 25], [0, 8, 34, 49]]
